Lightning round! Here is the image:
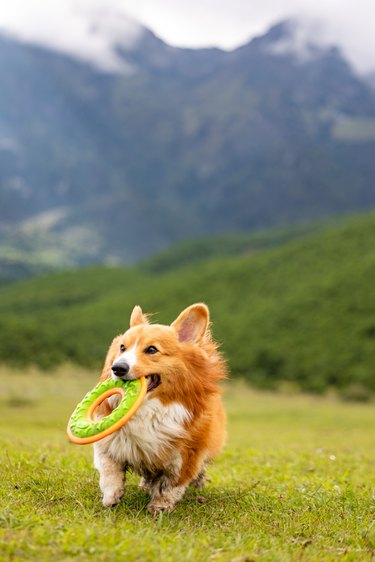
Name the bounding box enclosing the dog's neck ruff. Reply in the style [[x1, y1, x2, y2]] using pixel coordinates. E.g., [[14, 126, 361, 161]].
[[98, 396, 191, 470]]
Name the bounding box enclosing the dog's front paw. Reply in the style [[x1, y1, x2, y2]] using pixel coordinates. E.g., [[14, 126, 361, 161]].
[[102, 486, 124, 507]]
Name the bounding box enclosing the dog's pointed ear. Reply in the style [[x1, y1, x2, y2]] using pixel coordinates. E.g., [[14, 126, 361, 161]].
[[171, 303, 209, 343], [130, 305, 148, 327]]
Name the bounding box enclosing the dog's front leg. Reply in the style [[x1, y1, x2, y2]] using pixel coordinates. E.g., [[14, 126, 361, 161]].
[[94, 443, 126, 507]]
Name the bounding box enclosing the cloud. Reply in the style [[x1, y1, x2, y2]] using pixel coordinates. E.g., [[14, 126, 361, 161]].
[[0, 0, 143, 71], [297, 0, 375, 74], [118, 0, 375, 72], [0, 0, 374, 73], [120, 0, 375, 74]]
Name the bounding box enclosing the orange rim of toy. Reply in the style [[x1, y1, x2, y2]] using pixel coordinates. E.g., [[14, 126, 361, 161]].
[[66, 376, 147, 445]]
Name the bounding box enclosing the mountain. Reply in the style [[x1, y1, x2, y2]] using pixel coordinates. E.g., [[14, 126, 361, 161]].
[[0, 211, 374, 397], [1, 19, 375, 278]]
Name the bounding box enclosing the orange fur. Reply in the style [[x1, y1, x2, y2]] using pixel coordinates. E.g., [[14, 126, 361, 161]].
[[94, 303, 227, 514]]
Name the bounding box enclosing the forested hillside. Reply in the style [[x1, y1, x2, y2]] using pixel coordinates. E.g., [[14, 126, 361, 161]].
[[0, 212, 374, 397]]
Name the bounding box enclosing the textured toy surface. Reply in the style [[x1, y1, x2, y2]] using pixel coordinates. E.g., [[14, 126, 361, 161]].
[[67, 377, 147, 445]]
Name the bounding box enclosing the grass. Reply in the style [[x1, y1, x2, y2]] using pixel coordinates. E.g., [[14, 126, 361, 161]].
[[0, 366, 374, 561]]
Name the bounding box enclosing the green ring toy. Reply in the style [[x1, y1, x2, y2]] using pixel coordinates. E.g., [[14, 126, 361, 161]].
[[67, 376, 147, 445]]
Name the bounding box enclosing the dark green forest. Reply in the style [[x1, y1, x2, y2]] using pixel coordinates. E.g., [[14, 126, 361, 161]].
[[0, 212, 374, 399]]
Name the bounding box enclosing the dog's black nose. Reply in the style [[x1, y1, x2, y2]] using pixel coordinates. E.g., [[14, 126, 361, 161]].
[[111, 362, 130, 378]]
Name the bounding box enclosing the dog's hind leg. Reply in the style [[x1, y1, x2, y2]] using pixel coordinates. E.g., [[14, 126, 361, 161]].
[[190, 466, 207, 491], [138, 477, 152, 493], [147, 475, 186, 517], [94, 444, 126, 507]]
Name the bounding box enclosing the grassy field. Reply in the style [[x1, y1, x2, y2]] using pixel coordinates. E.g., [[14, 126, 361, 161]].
[[0, 366, 374, 561]]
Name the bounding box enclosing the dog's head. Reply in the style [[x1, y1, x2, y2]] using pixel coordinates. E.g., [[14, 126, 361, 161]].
[[100, 303, 224, 411]]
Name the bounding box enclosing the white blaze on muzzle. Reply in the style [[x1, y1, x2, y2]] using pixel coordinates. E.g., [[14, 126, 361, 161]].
[[111, 343, 138, 379]]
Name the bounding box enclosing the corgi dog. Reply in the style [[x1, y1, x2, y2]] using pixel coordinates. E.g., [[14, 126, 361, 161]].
[[93, 303, 227, 516]]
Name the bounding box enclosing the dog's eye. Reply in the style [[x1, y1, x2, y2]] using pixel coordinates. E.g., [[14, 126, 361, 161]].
[[120, 344, 126, 352], [145, 345, 158, 355]]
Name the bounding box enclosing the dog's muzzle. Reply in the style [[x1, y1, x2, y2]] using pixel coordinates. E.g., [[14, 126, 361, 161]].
[[111, 360, 132, 380]]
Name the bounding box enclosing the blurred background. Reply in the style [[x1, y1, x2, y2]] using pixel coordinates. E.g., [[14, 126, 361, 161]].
[[0, 0, 375, 399]]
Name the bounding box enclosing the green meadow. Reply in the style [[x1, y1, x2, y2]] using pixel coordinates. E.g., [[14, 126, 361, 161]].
[[0, 367, 374, 561]]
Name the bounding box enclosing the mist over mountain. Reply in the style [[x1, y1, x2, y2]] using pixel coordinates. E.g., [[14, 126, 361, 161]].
[[1, 18, 375, 277]]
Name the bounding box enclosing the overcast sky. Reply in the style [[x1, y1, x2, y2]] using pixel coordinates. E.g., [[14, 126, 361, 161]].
[[0, 0, 374, 73]]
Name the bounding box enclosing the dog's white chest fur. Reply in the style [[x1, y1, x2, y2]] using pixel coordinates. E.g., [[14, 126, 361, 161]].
[[98, 396, 191, 470]]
